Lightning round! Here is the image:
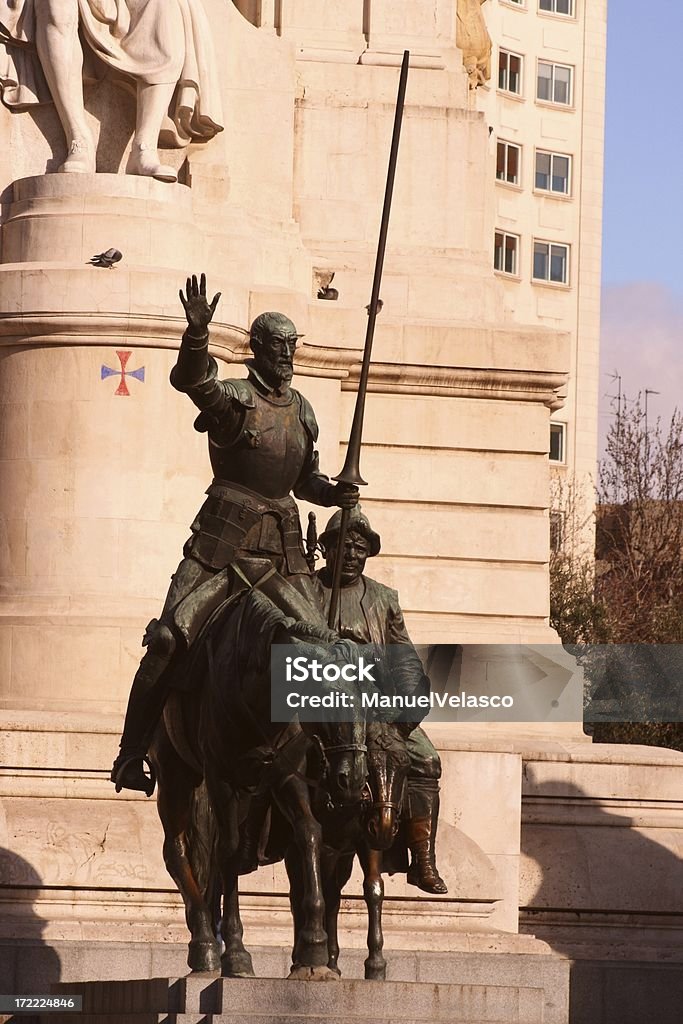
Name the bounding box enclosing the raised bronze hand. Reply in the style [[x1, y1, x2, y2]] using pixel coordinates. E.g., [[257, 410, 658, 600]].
[[179, 273, 221, 336]]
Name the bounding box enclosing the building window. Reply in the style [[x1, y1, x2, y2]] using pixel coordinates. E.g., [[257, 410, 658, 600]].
[[504, 0, 525, 5], [537, 61, 572, 105], [535, 150, 571, 195], [550, 422, 566, 463], [550, 511, 564, 553], [533, 240, 569, 284], [540, 0, 574, 15], [497, 142, 521, 185], [499, 50, 523, 95], [494, 231, 520, 275]]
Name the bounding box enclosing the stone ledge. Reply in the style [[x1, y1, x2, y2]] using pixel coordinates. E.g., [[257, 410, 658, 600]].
[[521, 742, 683, 768], [48, 958, 567, 1022], [6, 942, 683, 1023], [11, 175, 192, 204]]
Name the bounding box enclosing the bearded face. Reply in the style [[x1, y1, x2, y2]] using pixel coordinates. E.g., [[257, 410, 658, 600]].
[[252, 330, 298, 389]]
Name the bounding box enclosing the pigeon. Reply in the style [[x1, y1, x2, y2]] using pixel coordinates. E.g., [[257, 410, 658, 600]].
[[88, 248, 123, 269], [317, 271, 339, 301], [365, 299, 384, 315]]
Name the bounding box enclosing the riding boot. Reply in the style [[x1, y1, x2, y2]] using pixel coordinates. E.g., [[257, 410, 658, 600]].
[[111, 558, 211, 796], [236, 792, 271, 875], [405, 783, 448, 894], [110, 647, 172, 796]]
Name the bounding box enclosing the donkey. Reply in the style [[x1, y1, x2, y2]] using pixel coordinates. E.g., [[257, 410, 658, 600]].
[[286, 721, 411, 981]]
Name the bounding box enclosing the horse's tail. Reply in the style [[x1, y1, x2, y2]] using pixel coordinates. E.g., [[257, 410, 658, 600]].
[[186, 778, 218, 904]]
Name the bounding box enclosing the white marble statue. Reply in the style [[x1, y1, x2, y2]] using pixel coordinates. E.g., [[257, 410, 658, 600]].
[[0, 1, 224, 182], [456, 0, 491, 90]]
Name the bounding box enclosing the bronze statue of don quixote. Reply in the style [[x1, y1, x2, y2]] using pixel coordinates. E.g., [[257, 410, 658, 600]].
[[110, 52, 447, 982]]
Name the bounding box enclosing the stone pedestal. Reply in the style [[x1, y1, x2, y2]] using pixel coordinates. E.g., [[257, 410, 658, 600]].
[[0, 713, 522, 945], [45, 961, 571, 1024], [2, 175, 203, 270], [519, 740, 683, 963]]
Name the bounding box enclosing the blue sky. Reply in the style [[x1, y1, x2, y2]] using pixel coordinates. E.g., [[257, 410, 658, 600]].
[[602, 1, 683, 297], [600, 0, 683, 436]]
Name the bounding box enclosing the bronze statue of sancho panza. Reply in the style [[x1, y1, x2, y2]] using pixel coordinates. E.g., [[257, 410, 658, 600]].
[[111, 274, 358, 795], [295, 506, 447, 894]]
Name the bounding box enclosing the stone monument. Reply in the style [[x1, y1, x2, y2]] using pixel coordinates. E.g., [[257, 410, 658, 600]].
[[0, 3, 681, 1022]]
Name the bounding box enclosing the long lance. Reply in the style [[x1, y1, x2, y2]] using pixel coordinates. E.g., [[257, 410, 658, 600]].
[[328, 50, 410, 629]]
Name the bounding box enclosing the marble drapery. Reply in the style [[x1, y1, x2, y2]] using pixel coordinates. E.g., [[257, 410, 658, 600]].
[[0, 0, 223, 145]]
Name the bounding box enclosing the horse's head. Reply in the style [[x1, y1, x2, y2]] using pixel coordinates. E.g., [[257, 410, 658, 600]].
[[302, 716, 368, 808], [364, 723, 410, 850]]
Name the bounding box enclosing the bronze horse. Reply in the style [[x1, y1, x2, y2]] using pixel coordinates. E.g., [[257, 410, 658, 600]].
[[149, 579, 370, 978]]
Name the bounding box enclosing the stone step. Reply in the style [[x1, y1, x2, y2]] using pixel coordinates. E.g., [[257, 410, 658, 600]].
[[37, 1015, 544, 1024], [46, 1018, 544, 1024], [48, 970, 569, 1024], [0, 938, 552, 996]]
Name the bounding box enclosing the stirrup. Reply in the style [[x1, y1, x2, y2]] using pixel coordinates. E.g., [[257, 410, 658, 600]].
[[112, 754, 157, 797]]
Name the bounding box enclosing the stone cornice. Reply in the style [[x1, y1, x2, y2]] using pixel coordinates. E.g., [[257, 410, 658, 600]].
[[0, 312, 247, 351], [342, 364, 568, 408], [0, 312, 568, 409]]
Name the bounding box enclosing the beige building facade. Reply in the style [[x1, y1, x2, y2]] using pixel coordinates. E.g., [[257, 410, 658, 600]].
[[0, 2, 681, 1017], [484, 0, 605, 483], [480, 0, 606, 555]]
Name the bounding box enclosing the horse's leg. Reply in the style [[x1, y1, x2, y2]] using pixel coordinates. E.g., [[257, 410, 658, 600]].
[[153, 731, 220, 974], [276, 776, 334, 979], [206, 774, 255, 979], [220, 860, 255, 978], [324, 854, 354, 977], [285, 843, 306, 972], [358, 844, 387, 981]]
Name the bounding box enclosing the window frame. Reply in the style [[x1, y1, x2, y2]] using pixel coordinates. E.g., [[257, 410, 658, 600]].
[[539, 0, 575, 18], [549, 422, 567, 464], [536, 59, 573, 107], [496, 140, 522, 187], [494, 230, 521, 277], [549, 510, 565, 553], [532, 239, 571, 286], [502, 0, 526, 7], [534, 148, 572, 197], [498, 48, 525, 97]]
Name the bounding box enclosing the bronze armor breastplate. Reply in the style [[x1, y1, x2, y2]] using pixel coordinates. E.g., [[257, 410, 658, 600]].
[[208, 391, 309, 499]]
